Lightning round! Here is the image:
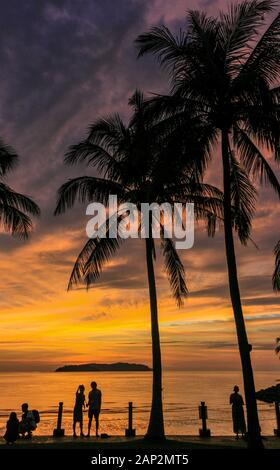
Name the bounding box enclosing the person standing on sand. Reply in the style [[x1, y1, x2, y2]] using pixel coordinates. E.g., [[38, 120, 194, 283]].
[[73, 385, 86, 437], [87, 381, 102, 437], [230, 385, 246, 440]]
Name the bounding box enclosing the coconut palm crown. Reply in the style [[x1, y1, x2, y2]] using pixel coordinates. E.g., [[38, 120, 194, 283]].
[[0, 139, 40, 238]]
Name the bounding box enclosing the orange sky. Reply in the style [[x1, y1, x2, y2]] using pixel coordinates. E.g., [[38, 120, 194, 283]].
[[1, 197, 279, 372], [0, 0, 279, 372]]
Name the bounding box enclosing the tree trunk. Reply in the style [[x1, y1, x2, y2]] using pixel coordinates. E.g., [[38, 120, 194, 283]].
[[144, 235, 165, 440], [221, 129, 263, 449]]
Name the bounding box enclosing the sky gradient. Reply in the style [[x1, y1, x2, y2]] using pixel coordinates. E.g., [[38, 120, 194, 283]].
[[0, 0, 279, 372]]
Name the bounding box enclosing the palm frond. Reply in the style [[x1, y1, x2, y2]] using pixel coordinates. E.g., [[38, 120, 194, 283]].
[[140, 94, 217, 179], [219, 0, 274, 68], [88, 114, 128, 147], [161, 234, 188, 306], [0, 203, 33, 239], [187, 9, 219, 42], [187, 183, 224, 237], [141, 93, 206, 125], [188, 181, 224, 199], [0, 182, 40, 216], [65, 114, 127, 165], [65, 141, 122, 179], [128, 89, 145, 112], [68, 216, 124, 289], [270, 85, 280, 102], [168, 181, 224, 214], [240, 9, 280, 84], [0, 140, 18, 176], [233, 126, 280, 198], [162, 182, 223, 248], [54, 177, 126, 215], [229, 150, 257, 245], [135, 25, 187, 69], [0, 144, 39, 237], [186, 10, 222, 84], [0, 182, 40, 238], [238, 103, 280, 163], [68, 237, 121, 289], [273, 240, 280, 292], [183, 194, 224, 228]]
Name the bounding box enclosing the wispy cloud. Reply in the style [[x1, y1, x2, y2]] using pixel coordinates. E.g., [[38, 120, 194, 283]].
[[0, 0, 278, 370]]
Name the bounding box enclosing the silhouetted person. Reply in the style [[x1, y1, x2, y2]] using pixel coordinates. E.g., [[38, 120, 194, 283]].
[[19, 403, 36, 439], [87, 381, 102, 437], [73, 385, 86, 437], [230, 385, 246, 439], [3, 412, 20, 444]]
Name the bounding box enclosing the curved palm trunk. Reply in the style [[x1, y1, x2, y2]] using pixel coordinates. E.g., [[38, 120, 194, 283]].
[[145, 235, 165, 440], [221, 130, 263, 449]]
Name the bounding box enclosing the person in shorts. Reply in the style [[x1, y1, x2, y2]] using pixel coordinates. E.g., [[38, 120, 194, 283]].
[[87, 381, 102, 437]]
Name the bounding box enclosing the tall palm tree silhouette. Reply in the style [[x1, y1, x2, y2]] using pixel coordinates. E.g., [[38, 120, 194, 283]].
[[275, 337, 280, 356], [136, 0, 280, 447], [0, 139, 40, 237], [55, 91, 224, 440], [273, 240, 280, 291]]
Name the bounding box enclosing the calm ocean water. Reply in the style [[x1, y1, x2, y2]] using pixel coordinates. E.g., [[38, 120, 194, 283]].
[[0, 370, 278, 436]]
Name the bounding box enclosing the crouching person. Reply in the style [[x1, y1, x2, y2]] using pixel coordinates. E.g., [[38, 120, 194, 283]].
[[19, 403, 40, 439], [4, 412, 20, 444]]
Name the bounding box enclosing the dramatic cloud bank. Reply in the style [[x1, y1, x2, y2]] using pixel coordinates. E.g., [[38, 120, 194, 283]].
[[0, 0, 279, 371]]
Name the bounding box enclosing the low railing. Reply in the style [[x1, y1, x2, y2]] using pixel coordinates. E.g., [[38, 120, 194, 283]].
[[51, 400, 280, 438]]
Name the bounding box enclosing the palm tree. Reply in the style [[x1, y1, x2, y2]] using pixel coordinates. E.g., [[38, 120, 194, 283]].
[[135, 0, 280, 447], [275, 337, 280, 356], [55, 91, 225, 440], [273, 240, 280, 291], [0, 139, 40, 237]]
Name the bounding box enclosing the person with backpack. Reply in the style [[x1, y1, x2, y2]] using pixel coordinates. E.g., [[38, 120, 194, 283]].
[[19, 403, 40, 439]]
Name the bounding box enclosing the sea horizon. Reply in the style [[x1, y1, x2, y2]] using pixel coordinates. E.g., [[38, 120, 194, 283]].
[[0, 370, 278, 437]]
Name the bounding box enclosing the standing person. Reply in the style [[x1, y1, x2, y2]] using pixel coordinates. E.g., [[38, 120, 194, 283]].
[[19, 403, 36, 439], [3, 412, 20, 444], [87, 381, 102, 437], [230, 385, 246, 440], [73, 385, 86, 437]]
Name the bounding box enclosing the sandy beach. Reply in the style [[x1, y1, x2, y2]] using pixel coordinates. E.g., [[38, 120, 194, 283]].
[[1, 435, 280, 449]]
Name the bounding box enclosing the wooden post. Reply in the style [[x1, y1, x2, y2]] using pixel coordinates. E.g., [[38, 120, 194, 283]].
[[274, 402, 280, 437], [199, 401, 211, 437], [125, 401, 136, 437], [53, 401, 65, 437]]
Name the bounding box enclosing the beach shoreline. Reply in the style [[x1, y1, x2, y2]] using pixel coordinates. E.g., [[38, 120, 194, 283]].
[[1, 435, 280, 449]]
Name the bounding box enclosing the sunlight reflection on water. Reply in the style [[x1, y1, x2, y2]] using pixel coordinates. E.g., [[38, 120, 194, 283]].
[[0, 370, 277, 436]]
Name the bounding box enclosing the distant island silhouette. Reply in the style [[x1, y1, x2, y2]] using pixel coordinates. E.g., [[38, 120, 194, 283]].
[[55, 362, 152, 372]]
